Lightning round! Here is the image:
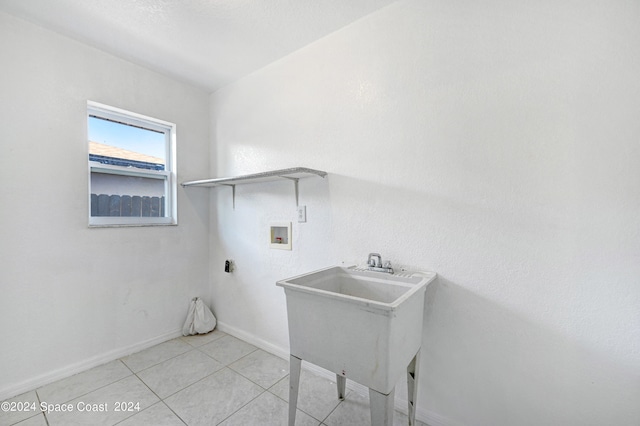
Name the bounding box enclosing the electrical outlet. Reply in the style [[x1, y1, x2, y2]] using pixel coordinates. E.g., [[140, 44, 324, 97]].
[[297, 205, 307, 223]]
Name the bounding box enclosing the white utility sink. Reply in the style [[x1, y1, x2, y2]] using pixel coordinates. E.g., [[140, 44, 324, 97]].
[[277, 265, 436, 426]]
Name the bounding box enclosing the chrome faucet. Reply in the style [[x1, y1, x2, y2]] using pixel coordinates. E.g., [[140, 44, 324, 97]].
[[367, 253, 394, 274], [368, 253, 382, 268]]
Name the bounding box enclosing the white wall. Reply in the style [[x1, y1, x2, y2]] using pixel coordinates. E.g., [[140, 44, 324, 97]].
[[0, 12, 210, 399], [209, 1, 640, 425]]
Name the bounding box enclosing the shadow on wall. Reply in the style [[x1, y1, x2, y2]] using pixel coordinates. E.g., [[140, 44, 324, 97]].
[[180, 185, 210, 229], [421, 278, 639, 426]]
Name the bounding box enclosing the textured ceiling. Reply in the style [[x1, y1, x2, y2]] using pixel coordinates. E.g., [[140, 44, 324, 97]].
[[0, 0, 397, 92]]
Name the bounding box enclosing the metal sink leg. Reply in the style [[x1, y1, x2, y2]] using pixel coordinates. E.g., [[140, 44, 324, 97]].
[[369, 387, 395, 425], [407, 350, 420, 426], [288, 355, 302, 426]]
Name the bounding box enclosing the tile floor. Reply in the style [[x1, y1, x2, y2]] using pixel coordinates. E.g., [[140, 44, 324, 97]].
[[1, 330, 427, 426]]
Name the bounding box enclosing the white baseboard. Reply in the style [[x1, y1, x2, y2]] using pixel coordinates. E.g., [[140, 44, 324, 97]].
[[216, 321, 290, 360], [419, 410, 459, 426], [0, 328, 182, 402], [216, 321, 455, 426]]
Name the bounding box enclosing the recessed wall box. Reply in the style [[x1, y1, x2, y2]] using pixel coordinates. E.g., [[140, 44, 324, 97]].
[[270, 222, 292, 250]]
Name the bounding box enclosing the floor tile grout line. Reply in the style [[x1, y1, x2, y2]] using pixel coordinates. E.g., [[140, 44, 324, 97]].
[[132, 368, 163, 402], [117, 356, 164, 425], [263, 375, 340, 425], [213, 387, 268, 426], [159, 400, 189, 426], [123, 332, 243, 376], [3, 398, 42, 426], [139, 348, 282, 426], [121, 357, 136, 375], [230, 346, 259, 365], [47, 372, 154, 426], [122, 340, 195, 375], [35, 359, 134, 406], [140, 362, 227, 402], [225, 348, 287, 389], [193, 341, 258, 366], [193, 346, 228, 365], [109, 400, 188, 426], [264, 386, 324, 424], [226, 365, 278, 391], [128, 345, 200, 375], [35, 388, 50, 426], [117, 333, 237, 404], [319, 395, 345, 425], [36, 369, 198, 426], [156, 362, 275, 426], [133, 356, 270, 426]]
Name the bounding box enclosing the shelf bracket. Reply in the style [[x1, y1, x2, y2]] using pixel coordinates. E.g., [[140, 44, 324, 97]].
[[281, 176, 300, 206], [223, 184, 236, 209]]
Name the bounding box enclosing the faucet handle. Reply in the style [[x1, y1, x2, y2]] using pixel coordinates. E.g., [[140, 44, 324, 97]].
[[368, 253, 382, 267]]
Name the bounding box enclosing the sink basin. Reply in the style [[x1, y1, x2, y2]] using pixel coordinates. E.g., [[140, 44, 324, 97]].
[[277, 265, 436, 396]]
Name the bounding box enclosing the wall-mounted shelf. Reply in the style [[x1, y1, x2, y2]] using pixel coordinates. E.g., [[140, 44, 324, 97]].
[[181, 167, 327, 208]]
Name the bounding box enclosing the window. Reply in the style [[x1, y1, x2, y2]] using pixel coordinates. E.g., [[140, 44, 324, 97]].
[[88, 101, 177, 226]]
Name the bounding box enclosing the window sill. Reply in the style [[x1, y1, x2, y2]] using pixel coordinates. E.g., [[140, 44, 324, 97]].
[[89, 217, 177, 228]]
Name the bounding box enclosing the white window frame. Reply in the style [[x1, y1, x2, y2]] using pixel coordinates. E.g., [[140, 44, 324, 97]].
[[88, 101, 177, 227]]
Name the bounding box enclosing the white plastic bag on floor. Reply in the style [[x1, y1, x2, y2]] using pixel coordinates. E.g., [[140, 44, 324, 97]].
[[182, 297, 217, 336]]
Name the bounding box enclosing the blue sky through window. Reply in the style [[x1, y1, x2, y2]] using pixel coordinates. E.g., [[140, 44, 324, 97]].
[[88, 116, 166, 161]]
